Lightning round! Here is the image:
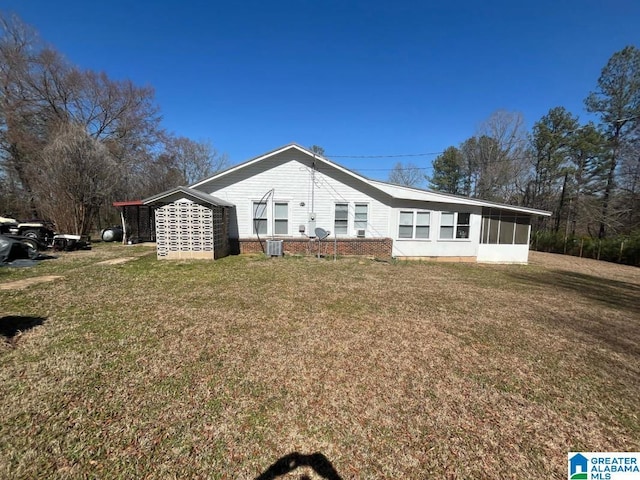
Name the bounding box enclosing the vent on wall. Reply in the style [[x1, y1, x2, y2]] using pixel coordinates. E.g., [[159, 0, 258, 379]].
[[266, 239, 283, 257], [356, 229, 366, 238]]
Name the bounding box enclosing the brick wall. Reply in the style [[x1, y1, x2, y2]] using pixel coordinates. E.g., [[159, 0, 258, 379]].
[[234, 237, 393, 258]]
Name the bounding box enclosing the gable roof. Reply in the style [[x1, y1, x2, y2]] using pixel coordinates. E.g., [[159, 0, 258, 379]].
[[142, 186, 234, 207], [191, 143, 551, 217]]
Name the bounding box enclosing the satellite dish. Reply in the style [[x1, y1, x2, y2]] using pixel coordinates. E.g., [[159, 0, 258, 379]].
[[315, 228, 330, 240]]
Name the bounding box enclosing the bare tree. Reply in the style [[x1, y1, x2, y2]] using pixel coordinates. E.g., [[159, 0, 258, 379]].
[[166, 136, 228, 185], [475, 110, 530, 203], [135, 137, 229, 197], [138, 152, 185, 198], [0, 13, 164, 227], [0, 14, 47, 216], [33, 122, 118, 234], [309, 145, 325, 156], [388, 162, 425, 187]]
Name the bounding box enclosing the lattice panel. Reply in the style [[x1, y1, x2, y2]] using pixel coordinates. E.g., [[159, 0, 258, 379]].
[[155, 201, 214, 259]]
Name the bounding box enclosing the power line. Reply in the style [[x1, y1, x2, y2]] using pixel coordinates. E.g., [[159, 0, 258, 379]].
[[327, 151, 444, 158], [321, 142, 549, 174], [352, 166, 433, 172], [325, 136, 535, 160], [314, 165, 433, 173]]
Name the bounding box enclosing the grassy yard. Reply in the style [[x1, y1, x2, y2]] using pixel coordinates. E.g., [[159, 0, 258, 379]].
[[1, 246, 638, 479]]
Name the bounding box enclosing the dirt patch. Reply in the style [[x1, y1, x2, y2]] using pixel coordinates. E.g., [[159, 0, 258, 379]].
[[95, 257, 136, 266], [41, 244, 154, 268], [0, 275, 62, 291]]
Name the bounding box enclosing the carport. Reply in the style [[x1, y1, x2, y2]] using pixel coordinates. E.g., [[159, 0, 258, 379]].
[[112, 200, 156, 244]]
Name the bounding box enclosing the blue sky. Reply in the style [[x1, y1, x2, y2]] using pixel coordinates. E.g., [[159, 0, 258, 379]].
[[2, 0, 639, 180]]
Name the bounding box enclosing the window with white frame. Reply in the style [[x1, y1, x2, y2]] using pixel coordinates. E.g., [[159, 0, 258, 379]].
[[415, 211, 430, 238], [274, 202, 288, 235], [399, 211, 414, 238], [354, 203, 368, 232], [457, 212, 470, 238], [398, 210, 430, 239], [253, 201, 267, 235], [440, 212, 470, 239], [335, 203, 348, 235], [253, 201, 289, 236]]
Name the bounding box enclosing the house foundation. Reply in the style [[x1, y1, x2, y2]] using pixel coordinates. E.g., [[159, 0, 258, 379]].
[[233, 237, 393, 258]]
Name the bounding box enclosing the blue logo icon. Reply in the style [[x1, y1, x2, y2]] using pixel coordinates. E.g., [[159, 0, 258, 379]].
[[568, 452, 640, 479], [569, 453, 588, 479]]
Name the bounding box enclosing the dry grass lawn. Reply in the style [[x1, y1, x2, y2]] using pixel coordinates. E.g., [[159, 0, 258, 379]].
[[0, 246, 638, 479]]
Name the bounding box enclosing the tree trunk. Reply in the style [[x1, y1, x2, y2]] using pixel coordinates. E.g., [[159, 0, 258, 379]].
[[555, 172, 569, 233], [598, 128, 621, 239]]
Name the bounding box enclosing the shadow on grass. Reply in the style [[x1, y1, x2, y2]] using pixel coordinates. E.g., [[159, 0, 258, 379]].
[[508, 269, 640, 314], [255, 452, 343, 480], [0, 316, 45, 345], [506, 269, 640, 356]]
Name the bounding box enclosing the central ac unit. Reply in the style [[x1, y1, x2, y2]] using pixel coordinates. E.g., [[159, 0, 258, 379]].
[[266, 239, 283, 257]]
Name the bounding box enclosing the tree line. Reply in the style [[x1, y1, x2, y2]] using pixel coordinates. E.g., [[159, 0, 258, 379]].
[[391, 46, 640, 241], [0, 14, 228, 234]]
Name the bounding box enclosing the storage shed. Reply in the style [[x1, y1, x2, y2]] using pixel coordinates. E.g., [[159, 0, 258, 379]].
[[143, 186, 233, 260]]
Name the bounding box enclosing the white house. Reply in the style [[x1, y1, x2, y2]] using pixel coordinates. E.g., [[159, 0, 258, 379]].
[[177, 143, 551, 263]]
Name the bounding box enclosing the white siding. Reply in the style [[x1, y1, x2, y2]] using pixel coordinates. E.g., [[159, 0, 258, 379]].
[[391, 206, 482, 258], [198, 149, 391, 239], [477, 244, 529, 263], [189, 144, 540, 263]]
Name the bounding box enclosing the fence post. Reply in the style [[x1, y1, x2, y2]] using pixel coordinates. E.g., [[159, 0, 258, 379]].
[[619, 240, 625, 263], [597, 240, 601, 261], [579, 238, 584, 258]]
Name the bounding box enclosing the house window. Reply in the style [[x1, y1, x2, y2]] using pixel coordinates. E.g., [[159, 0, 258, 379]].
[[253, 201, 267, 235], [274, 202, 288, 235], [440, 212, 470, 239], [398, 210, 430, 239], [399, 211, 414, 238], [415, 212, 430, 238], [480, 208, 530, 245], [335, 203, 348, 235], [457, 213, 470, 238], [354, 204, 368, 231], [440, 212, 455, 239]]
